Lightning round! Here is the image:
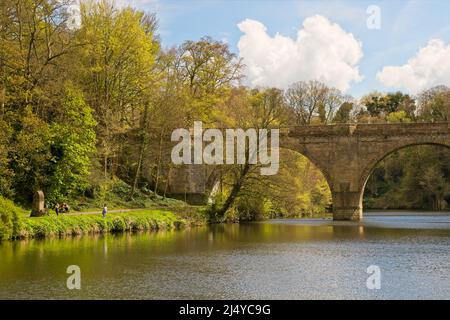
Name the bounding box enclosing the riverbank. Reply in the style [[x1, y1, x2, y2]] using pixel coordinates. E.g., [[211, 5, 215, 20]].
[[16, 210, 193, 240], [0, 181, 211, 241], [0, 195, 207, 241]]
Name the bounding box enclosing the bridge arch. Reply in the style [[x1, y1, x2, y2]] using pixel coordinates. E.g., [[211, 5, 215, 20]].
[[360, 142, 450, 192], [359, 141, 450, 214], [280, 146, 333, 190], [279, 138, 334, 189]]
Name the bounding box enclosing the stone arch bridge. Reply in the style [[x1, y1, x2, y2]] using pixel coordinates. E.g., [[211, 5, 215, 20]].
[[167, 122, 450, 221]]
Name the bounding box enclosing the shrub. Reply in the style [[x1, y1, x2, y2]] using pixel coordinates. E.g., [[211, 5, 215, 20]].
[[0, 196, 24, 240]]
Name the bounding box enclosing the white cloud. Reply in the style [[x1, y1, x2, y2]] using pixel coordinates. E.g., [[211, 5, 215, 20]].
[[377, 39, 450, 93], [237, 15, 363, 92]]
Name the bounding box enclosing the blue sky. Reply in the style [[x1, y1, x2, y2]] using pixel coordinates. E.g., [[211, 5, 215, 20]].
[[131, 0, 450, 97]]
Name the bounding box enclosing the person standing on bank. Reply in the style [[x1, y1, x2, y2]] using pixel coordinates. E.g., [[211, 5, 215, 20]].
[[102, 204, 107, 218], [55, 203, 60, 216]]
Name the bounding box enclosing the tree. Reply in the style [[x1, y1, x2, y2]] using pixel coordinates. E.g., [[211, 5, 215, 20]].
[[46, 85, 97, 204], [0, 0, 103, 205], [386, 110, 411, 123], [364, 145, 450, 211], [127, 39, 244, 199], [360, 91, 415, 121], [417, 86, 450, 121], [285, 80, 344, 125], [178, 36, 243, 121], [9, 107, 52, 203], [333, 102, 354, 123], [260, 150, 331, 218], [0, 119, 13, 198], [213, 87, 289, 219], [76, 0, 158, 178], [128, 49, 189, 198], [0, 0, 76, 113]]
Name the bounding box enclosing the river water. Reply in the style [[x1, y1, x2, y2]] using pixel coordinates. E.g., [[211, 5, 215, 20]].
[[1, 212, 450, 299]]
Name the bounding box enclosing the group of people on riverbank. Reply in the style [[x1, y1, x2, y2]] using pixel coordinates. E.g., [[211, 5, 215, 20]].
[[54, 203, 70, 216], [54, 203, 108, 218]]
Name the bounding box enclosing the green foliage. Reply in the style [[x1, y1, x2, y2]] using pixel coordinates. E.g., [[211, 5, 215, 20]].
[[234, 197, 276, 221], [365, 145, 450, 210], [333, 102, 354, 123], [211, 149, 333, 221], [0, 119, 14, 198], [418, 87, 450, 121], [0, 196, 25, 240], [265, 151, 332, 218], [362, 92, 415, 119], [9, 107, 53, 203], [46, 86, 97, 205], [386, 110, 411, 123], [69, 178, 188, 211], [77, 0, 159, 178], [179, 36, 243, 120]]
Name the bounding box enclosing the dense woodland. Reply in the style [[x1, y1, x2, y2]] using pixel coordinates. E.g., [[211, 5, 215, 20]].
[[0, 0, 449, 221]]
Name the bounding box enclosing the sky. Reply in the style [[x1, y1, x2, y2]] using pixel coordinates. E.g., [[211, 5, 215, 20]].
[[117, 0, 450, 97]]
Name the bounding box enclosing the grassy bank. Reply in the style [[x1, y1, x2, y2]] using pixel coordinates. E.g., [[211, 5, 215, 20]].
[[17, 211, 190, 240], [1, 196, 206, 241], [4, 210, 205, 241]]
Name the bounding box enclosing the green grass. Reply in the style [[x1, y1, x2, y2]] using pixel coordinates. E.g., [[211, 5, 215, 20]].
[[7, 209, 203, 240], [68, 179, 188, 212]]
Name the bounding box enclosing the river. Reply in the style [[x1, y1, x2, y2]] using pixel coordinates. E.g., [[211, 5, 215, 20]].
[[1, 212, 450, 299]]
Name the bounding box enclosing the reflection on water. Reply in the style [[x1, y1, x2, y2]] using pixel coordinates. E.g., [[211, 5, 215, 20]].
[[1, 213, 450, 299]]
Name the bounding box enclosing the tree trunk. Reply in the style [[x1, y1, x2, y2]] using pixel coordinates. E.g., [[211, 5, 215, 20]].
[[130, 104, 149, 199], [153, 128, 164, 195], [104, 155, 108, 179], [216, 163, 251, 218], [130, 140, 145, 199], [163, 176, 169, 199]]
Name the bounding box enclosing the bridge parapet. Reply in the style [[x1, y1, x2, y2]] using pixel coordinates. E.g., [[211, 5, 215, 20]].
[[287, 122, 450, 137], [353, 122, 450, 136], [287, 124, 354, 137]]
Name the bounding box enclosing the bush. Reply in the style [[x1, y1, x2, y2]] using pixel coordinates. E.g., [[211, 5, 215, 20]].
[[111, 216, 127, 232], [0, 196, 24, 240]]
